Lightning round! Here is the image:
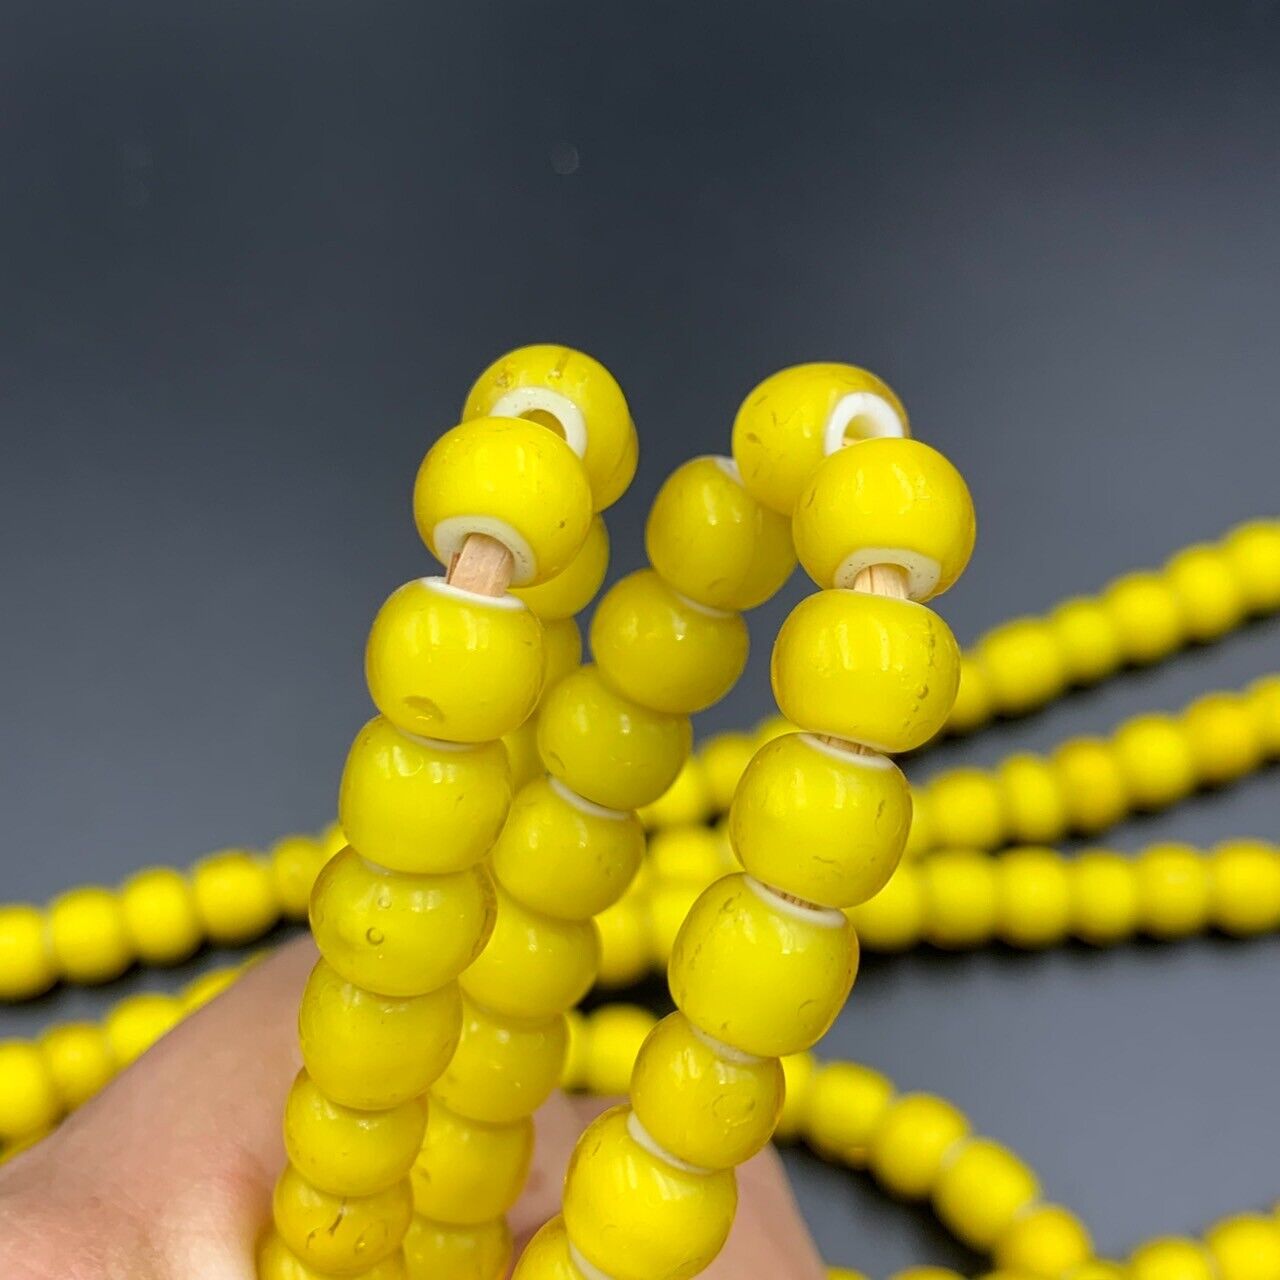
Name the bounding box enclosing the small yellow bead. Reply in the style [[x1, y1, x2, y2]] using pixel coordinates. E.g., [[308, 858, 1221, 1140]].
[[1070, 850, 1139, 945], [995, 1203, 1093, 1278], [511, 1216, 583, 1280], [595, 891, 651, 989], [997, 754, 1068, 844], [978, 618, 1067, 716], [585, 1004, 658, 1097], [1052, 739, 1127, 834], [563, 1105, 738, 1280], [868, 1093, 969, 1199], [932, 1137, 1040, 1248], [538, 665, 692, 810], [1103, 572, 1185, 664], [922, 852, 998, 949], [366, 579, 543, 744], [411, 1102, 532, 1225], [284, 1070, 426, 1197], [299, 960, 461, 1110], [540, 616, 583, 692], [592, 569, 749, 715], [39, 1022, 113, 1111], [730, 733, 911, 908], [927, 767, 1005, 851], [648, 877, 703, 969], [271, 835, 330, 920], [1047, 596, 1122, 683], [403, 1214, 511, 1280], [459, 886, 598, 1019], [502, 719, 543, 792], [1135, 842, 1210, 938], [732, 362, 910, 515], [512, 515, 609, 620], [699, 732, 757, 813], [1210, 839, 1280, 935], [804, 1061, 894, 1167], [1223, 519, 1280, 610], [637, 755, 713, 829], [948, 657, 994, 734], [848, 862, 925, 951], [192, 850, 278, 945], [0, 1041, 61, 1141], [1166, 544, 1246, 640], [181, 964, 241, 1011], [274, 1163, 412, 1276], [1129, 1237, 1216, 1280], [1182, 691, 1261, 785], [645, 455, 796, 611], [1205, 1213, 1280, 1280], [669, 873, 858, 1057], [104, 992, 182, 1067], [631, 1011, 783, 1169], [774, 1051, 816, 1141], [1113, 714, 1197, 810], [48, 886, 132, 985], [118, 868, 201, 966], [648, 825, 726, 886], [997, 848, 1071, 948], [772, 591, 960, 752], [1247, 674, 1280, 756], [257, 1232, 408, 1280], [0, 905, 55, 1000]]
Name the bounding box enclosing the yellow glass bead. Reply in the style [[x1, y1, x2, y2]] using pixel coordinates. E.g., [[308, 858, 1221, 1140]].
[[648, 825, 727, 886], [1165, 544, 1246, 640], [182, 964, 241, 1011], [1134, 842, 1209, 939], [491, 776, 644, 921], [1070, 850, 1139, 945], [459, 886, 598, 1019], [804, 1061, 894, 1166], [561, 1008, 590, 1090], [411, 1102, 533, 1225], [585, 1004, 658, 1097], [463, 344, 637, 513], [366, 579, 543, 744], [668, 873, 858, 1057], [274, 1162, 412, 1276], [503, 719, 543, 792], [729, 733, 912, 908], [848, 862, 925, 951], [645, 455, 796, 611], [978, 618, 1067, 715], [1223, 519, 1280, 610], [284, 1070, 427, 1197], [271, 835, 330, 920], [403, 1214, 511, 1280], [537, 665, 692, 810], [0, 1041, 61, 1141], [257, 1232, 409, 1280], [512, 514, 609, 620], [310, 849, 494, 998], [927, 767, 1005, 851], [119, 867, 201, 966], [792, 437, 975, 599], [541, 616, 583, 692], [948, 657, 993, 733], [104, 992, 182, 1067], [595, 891, 651, 989], [1103, 572, 1185, 664], [1205, 1214, 1280, 1280], [995, 1203, 1093, 1278], [638, 755, 713, 829], [646, 878, 702, 970], [828, 1269, 870, 1280], [630, 1011, 783, 1169], [868, 1093, 969, 1199], [299, 960, 461, 1110], [191, 850, 277, 945], [563, 1105, 738, 1280], [512, 1217, 583, 1280], [774, 1051, 816, 1141], [414, 417, 593, 584], [1052, 738, 1127, 834], [1210, 839, 1280, 935], [1129, 1238, 1216, 1280], [732, 362, 910, 515], [39, 1022, 113, 1110], [1048, 596, 1122, 683], [700, 732, 757, 813], [0, 905, 55, 1000], [434, 996, 566, 1124], [772, 591, 961, 752], [754, 713, 798, 746], [922, 852, 997, 949], [340, 717, 512, 876], [322, 822, 349, 857], [997, 754, 1067, 844], [48, 886, 131, 985], [1247, 674, 1280, 755], [932, 1137, 1040, 1248], [1182, 692, 1261, 784], [1113, 714, 1196, 810], [997, 848, 1071, 948]]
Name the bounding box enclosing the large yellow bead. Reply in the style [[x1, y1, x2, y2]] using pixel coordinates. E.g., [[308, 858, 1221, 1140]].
[[512, 514, 609, 619], [284, 1071, 427, 1197], [630, 1011, 784, 1169], [793, 438, 974, 599], [310, 849, 494, 997], [804, 1061, 895, 1167], [537, 665, 692, 810], [0, 1041, 61, 1141], [48, 886, 132, 985], [668, 873, 858, 1057], [119, 868, 201, 966], [978, 618, 1067, 715], [645, 455, 796, 611], [921, 852, 998, 949], [274, 1163, 413, 1276], [1204, 1214, 1280, 1280], [339, 718, 512, 875], [849, 862, 925, 952], [403, 1214, 511, 1280], [996, 847, 1071, 948], [1047, 596, 1121, 683], [1135, 843, 1209, 938], [366, 579, 543, 744], [433, 995, 566, 1123], [299, 961, 461, 1109], [563, 1105, 738, 1280], [729, 733, 912, 908], [1070, 849, 1139, 945], [932, 1138, 1039, 1249], [192, 850, 278, 945], [414, 417, 593, 584], [459, 886, 598, 1019], [1210, 839, 1280, 935], [868, 1093, 969, 1199], [0, 905, 55, 1000], [411, 1103, 533, 1225], [591, 569, 749, 715], [257, 1232, 409, 1280], [1129, 1238, 1217, 1280], [732, 363, 910, 515], [490, 776, 644, 921], [1223, 519, 1280, 610], [104, 992, 182, 1066], [463, 345, 637, 513], [771, 591, 960, 752], [994, 1203, 1093, 1278], [511, 1217, 584, 1280], [40, 1022, 114, 1110]]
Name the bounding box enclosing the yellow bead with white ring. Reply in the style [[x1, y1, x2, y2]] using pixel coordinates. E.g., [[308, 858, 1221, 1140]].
[[462, 344, 637, 512], [792, 437, 975, 599], [512, 515, 609, 620], [413, 417, 593, 585], [365, 578, 543, 744], [732, 362, 910, 515]]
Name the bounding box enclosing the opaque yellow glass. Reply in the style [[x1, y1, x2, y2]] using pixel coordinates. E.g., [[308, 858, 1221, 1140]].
[[271, 835, 330, 920], [931, 1138, 1040, 1248], [511, 1216, 584, 1280], [1246, 674, 1280, 754], [997, 848, 1071, 948], [192, 850, 278, 945], [0, 1041, 61, 1141], [1103, 572, 1184, 664], [1223, 519, 1280, 610], [774, 1051, 816, 1142], [648, 825, 728, 886], [40, 1021, 113, 1110], [868, 1093, 969, 1199], [994, 1204, 1093, 1279], [804, 1061, 895, 1167], [1129, 1238, 1216, 1280], [1070, 850, 1139, 945], [411, 1102, 533, 1225], [1052, 738, 1127, 834], [503, 719, 543, 792], [700, 732, 757, 813], [48, 887, 131, 985], [848, 862, 925, 952], [1204, 1214, 1280, 1280], [1135, 843, 1209, 939], [1210, 839, 1280, 935], [119, 868, 201, 965], [978, 618, 1067, 715], [1166, 544, 1246, 640], [594, 892, 650, 989], [922, 852, 997, 949], [541, 616, 583, 692], [638, 755, 713, 829], [0, 906, 55, 1000], [947, 657, 992, 733], [997, 754, 1067, 844], [403, 1214, 512, 1280], [1114, 714, 1196, 809], [1048, 596, 1121, 683], [1182, 692, 1260, 784], [104, 992, 181, 1066], [927, 768, 1005, 852], [583, 1004, 657, 1096], [512, 515, 609, 619], [257, 1232, 408, 1280]]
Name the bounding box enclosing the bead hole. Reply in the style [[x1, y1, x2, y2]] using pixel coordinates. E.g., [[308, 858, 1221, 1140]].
[[519, 408, 568, 441]]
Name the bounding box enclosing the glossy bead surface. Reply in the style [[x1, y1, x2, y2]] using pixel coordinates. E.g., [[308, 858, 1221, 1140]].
[[0, 1041, 61, 1141], [997, 848, 1071, 948], [0, 906, 55, 1000], [340, 718, 512, 875], [1135, 843, 1209, 938], [645, 456, 796, 611], [40, 1022, 113, 1110], [1070, 850, 1139, 945], [403, 1214, 511, 1280], [120, 868, 201, 965], [774, 1051, 816, 1141], [563, 1105, 738, 1280], [978, 618, 1067, 715], [922, 852, 997, 949], [511, 1217, 583, 1280], [257, 1232, 408, 1280], [192, 850, 279, 945], [104, 992, 181, 1066], [1129, 1239, 1216, 1280], [729, 733, 912, 908], [1048, 596, 1121, 683], [668, 874, 858, 1057], [48, 887, 131, 985], [1210, 839, 1280, 935], [512, 514, 609, 619], [994, 1204, 1093, 1278], [299, 961, 461, 1109], [771, 591, 960, 752], [931, 1137, 1039, 1248], [414, 417, 592, 584], [804, 1061, 894, 1166], [538, 665, 692, 810], [1204, 1214, 1280, 1280], [1103, 572, 1184, 664], [411, 1102, 533, 1225], [366, 579, 543, 743], [732, 363, 910, 515], [868, 1093, 969, 1198], [310, 849, 494, 997]]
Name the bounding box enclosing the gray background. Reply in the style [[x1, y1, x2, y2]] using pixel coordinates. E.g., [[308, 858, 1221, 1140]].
[[1, 0, 1278, 1272]]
